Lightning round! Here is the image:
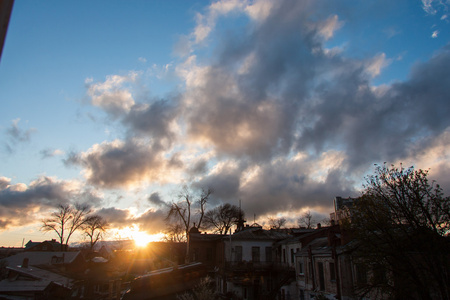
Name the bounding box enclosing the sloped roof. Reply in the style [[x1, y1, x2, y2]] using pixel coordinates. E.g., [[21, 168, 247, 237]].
[[296, 237, 331, 256], [4, 265, 74, 287], [1, 251, 81, 268], [229, 227, 290, 241]]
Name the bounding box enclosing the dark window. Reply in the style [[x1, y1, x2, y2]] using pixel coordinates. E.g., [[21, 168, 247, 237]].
[[298, 262, 304, 274], [318, 262, 325, 291], [235, 246, 242, 262], [282, 248, 286, 263], [373, 264, 387, 284], [290, 249, 295, 264], [206, 247, 213, 261], [356, 264, 368, 285], [329, 262, 336, 281], [252, 246, 260, 262], [265, 247, 272, 262], [193, 248, 199, 261]]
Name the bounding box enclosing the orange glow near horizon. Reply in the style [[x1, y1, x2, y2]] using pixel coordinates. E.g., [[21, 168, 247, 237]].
[[115, 225, 165, 247]]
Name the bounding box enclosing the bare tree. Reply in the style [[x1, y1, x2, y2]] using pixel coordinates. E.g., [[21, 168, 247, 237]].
[[164, 222, 187, 243], [82, 215, 108, 250], [166, 187, 213, 260], [41, 203, 92, 251], [268, 217, 287, 229], [298, 210, 314, 229], [204, 203, 243, 234], [166, 187, 213, 238]]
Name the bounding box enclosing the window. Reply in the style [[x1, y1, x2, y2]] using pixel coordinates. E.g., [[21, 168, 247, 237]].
[[356, 264, 368, 285], [193, 248, 199, 261], [290, 249, 295, 264], [329, 262, 336, 281], [206, 247, 213, 261], [252, 246, 260, 262], [298, 261, 304, 275], [300, 289, 305, 300], [318, 262, 325, 291], [265, 247, 272, 262], [235, 246, 242, 262], [373, 264, 387, 284], [282, 248, 286, 263]]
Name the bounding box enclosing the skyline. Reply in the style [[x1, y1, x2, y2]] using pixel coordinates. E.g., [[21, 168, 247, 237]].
[[1, 0, 450, 247]]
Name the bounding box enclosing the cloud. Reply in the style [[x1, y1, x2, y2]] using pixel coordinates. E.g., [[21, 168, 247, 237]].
[[96, 206, 167, 234], [133, 209, 167, 233], [148, 192, 166, 207], [40, 148, 65, 159], [432, 30, 439, 38], [3, 119, 36, 153], [64, 139, 184, 188], [96, 207, 131, 228], [0, 176, 99, 229], [422, 0, 438, 15], [71, 0, 450, 225], [122, 99, 179, 147], [85, 72, 138, 117]]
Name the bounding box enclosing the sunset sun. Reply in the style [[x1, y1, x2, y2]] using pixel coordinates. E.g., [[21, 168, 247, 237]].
[[117, 226, 165, 248]]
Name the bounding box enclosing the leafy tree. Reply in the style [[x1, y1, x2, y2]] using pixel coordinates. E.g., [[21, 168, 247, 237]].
[[348, 164, 450, 299], [82, 215, 108, 250], [298, 210, 315, 229], [41, 203, 92, 251], [268, 216, 287, 229], [204, 203, 244, 234]]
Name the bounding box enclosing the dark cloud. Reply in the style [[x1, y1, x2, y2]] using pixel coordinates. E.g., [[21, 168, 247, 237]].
[[193, 157, 357, 218], [134, 209, 167, 233], [123, 99, 179, 145], [193, 164, 242, 203], [0, 176, 71, 208], [64, 139, 176, 188], [148, 192, 166, 207], [0, 176, 97, 229], [96, 207, 130, 228]]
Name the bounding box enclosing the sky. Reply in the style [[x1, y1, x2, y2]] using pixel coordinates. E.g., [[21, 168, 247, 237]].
[[1, 0, 450, 247]]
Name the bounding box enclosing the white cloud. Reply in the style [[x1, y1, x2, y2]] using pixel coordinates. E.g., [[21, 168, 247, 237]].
[[365, 53, 390, 77], [422, 0, 437, 15], [432, 30, 439, 38], [317, 15, 343, 41], [245, 0, 275, 22], [86, 72, 138, 116]]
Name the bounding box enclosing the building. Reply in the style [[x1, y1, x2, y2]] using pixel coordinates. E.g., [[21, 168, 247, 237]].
[[330, 197, 358, 224]]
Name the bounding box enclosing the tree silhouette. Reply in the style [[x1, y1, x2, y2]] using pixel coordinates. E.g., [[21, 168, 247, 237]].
[[82, 215, 108, 250], [41, 203, 92, 251], [204, 203, 243, 234], [348, 164, 450, 299]]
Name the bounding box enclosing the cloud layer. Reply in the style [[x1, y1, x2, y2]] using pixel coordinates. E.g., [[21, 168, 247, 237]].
[[3, 0, 450, 235]]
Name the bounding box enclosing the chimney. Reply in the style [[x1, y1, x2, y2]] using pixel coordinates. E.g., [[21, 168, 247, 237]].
[[22, 258, 29, 268]]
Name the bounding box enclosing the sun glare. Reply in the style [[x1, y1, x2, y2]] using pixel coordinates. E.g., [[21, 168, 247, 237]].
[[116, 226, 165, 248]]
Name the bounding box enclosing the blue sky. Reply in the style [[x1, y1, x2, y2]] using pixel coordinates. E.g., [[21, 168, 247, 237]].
[[1, 0, 450, 246]]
